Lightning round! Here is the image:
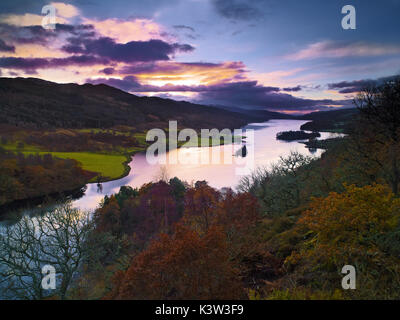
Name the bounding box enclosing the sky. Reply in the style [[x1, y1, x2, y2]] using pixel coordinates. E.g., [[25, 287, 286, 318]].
[[0, 0, 399, 113]]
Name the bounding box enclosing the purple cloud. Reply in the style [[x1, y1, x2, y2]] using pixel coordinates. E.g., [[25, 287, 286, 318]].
[[173, 25, 195, 32], [0, 39, 15, 52], [62, 36, 194, 63], [283, 85, 302, 92], [85, 76, 349, 111], [328, 75, 399, 94], [100, 67, 115, 75], [212, 0, 266, 20], [118, 61, 243, 75], [0, 55, 109, 70], [86, 76, 142, 92], [0, 23, 95, 46]]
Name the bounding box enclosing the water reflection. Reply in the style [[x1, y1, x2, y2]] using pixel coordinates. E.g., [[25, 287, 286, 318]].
[[1, 119, 344, 219], [73, 119, 336, 211]]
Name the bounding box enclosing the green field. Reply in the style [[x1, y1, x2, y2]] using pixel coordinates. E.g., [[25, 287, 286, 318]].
[[45, 152, 129, 181], [0, 130, 241, 183], [24, 151, 129, 182], [1, 142, 130, 182]]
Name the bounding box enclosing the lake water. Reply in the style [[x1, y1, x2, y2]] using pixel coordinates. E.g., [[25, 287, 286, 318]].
[[72, 119, 341, 212]]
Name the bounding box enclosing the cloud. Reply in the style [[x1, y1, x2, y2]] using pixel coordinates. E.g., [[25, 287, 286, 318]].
[[194, 81, 345, 110], [282, 85, 302, 92], [100, 67, 115, 75], [212, 0, 265, 21], [286, 41, 400, 60], [62, 36, 194, 62], [87, 75, 142, 92], [50, 2, 80, 19], [118, 61, 244, 76], [328, 75, 399, 94], [85, 76, 348, 112], [0, 2, 79, 26], [0, 55, 109, 71], [0, 38, 15, 52], [173, 25, 195, 32], [0, 13, 67, 26], [83, 18, 172, 43], [89, 61, 247, 88], [0, 23, 95, 46]]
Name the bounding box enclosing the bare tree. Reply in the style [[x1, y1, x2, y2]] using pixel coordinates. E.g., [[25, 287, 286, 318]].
[[354, 76, 400, 194], [237, 151, 314, 216], [0, 203, 93, 300], [153, 165, 170, 182]]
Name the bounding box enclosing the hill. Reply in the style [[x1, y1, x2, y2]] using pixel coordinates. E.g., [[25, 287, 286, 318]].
[[297, 108, 358, 133], [208, 105, 295, 120], [0, 77, 273, 131]]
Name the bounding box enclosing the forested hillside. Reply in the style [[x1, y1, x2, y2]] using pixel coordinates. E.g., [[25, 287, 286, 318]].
[[0, 77, 263, 130]]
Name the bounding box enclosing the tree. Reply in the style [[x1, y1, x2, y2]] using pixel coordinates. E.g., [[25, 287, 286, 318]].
[[287, 184, 400, 298], [354, 76, 400, 194], [184, 183, 221, 233], [108, 224, 243, 299], [154, 165, 170, 182], [0, 203, 94, 300], [215, 190, 261, 260], [238, 151, 314, 216], [94, 195, 122, 236]]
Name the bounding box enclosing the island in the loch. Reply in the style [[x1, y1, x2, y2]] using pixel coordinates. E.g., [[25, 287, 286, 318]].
[[276, 130, 321, 141]]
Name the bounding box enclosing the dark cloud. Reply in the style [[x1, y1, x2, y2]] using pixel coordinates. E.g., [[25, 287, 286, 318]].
[[87, 75, 143, 92], [328, 75, 399, 94], [86, 77, 279, 93], [100, 67, 115, 75], [62, 36, 194, 63], [115, 61, 245, 77], [0, 24, 49, 45], [195, 81, 345, 110], [0, 23, 95, 46], [85, 77, 348, 111], [212, 0, 267, 21], [173, 25, 198, 40], [0, 39, 14, 52], [0, 55, 109, 71], [283, 85, 302, 92], [173, 25, 195, 32]]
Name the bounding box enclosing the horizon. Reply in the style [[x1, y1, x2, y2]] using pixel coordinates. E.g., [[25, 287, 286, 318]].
[[0, 75, 358, 116], [0, 1, 399, 114]]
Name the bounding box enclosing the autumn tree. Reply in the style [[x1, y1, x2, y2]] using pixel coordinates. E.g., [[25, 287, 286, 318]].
[[288, 184, 400, 298], [183, 183, 221, 233], [108, 224, 244, 300], [96, 182, 181, 243], [94, 195, 122, 236]]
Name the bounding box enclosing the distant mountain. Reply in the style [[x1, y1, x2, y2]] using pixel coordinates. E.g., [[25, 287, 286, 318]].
[[0, 77, 283, 131], [208, 105, 295, 120], [297, 108, 358, 121], [297, 108, 358, 133]]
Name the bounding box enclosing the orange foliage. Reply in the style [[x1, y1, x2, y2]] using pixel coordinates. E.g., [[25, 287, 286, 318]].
[[95, 196, 121, 235], [287, 184, 400, 269], [184, 184, 221, 233], [108, 224, 244, 299]]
